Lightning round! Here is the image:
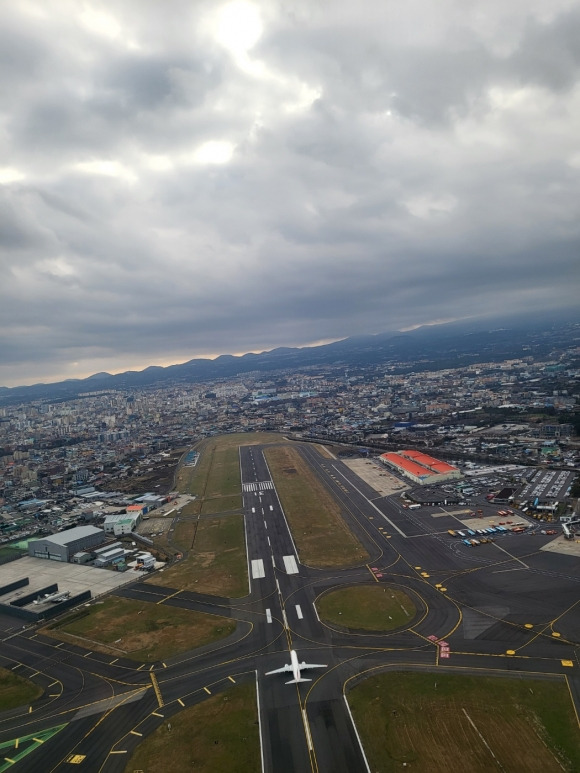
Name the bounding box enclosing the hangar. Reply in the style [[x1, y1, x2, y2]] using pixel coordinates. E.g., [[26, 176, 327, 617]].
[[28, 525, 105, 562]]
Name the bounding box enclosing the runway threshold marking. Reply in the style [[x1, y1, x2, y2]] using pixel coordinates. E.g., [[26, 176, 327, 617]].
[[266, 609, 272, 624], [283, 555, 299, 574], [296, 605, 303, 620]]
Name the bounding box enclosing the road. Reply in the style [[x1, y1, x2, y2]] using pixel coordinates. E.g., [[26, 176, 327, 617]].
[[0, 441, 579, 771]]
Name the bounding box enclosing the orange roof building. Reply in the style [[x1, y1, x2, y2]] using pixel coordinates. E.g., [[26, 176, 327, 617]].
[[380, 450, 461, 485]]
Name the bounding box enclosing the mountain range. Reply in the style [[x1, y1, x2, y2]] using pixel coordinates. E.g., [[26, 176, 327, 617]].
[[1, 310, 577, 405]]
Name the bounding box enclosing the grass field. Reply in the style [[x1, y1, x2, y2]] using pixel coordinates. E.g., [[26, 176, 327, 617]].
[[124, 682, 260, 773], [175, 433, 283, 499], [264, 445, 369, 567], [148, 514, 248, 597], [46, 596, 235, 661], [0, 668, 43, 711], [348, 672, 580, 772], [202, 494, 242, 514], [316, 585, 416, 630], [171, 519, 198, 552]]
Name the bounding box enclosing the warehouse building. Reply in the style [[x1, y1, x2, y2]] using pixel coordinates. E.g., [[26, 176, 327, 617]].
[[104, 512, 141, 535], [28, 526, 105, 562], [380, 450, 462, 485]]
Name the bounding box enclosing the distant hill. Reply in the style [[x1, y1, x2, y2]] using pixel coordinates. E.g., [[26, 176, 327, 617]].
[[1, 310, 577, 405]]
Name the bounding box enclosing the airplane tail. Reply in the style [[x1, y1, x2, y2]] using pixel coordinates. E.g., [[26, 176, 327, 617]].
[[285, 677, 312, 684]]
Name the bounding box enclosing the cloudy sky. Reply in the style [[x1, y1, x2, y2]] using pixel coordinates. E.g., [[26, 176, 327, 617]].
[[1, 0, 579, 387]]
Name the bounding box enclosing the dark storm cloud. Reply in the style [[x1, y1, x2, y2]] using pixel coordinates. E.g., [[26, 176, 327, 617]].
[[0, 0, 578, 386]]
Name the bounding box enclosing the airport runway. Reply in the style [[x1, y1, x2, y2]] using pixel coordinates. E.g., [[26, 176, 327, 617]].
[[0, 441, 579, 771]]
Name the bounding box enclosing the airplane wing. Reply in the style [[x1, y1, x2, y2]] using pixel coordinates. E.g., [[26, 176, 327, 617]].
[[265, 664, 293, 676], [298, 662, 327, 670]]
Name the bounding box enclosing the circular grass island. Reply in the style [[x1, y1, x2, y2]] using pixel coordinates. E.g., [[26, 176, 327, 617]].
[[316, 584, 416, 631]]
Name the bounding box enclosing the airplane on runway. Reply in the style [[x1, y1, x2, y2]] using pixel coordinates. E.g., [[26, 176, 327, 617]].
[[265, 650, 327, 684]]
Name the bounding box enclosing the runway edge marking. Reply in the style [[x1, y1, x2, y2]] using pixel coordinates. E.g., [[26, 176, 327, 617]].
[[255, 671, 266, 773], [342, 695, 371, 773]]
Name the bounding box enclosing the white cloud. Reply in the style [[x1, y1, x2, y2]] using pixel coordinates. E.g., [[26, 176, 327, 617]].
[[74, 159, 138, 183], [214, 1, 263, 56], [0, 0, 578, 386], [190, 140, 235, 165], [0, 167, 26, 184]]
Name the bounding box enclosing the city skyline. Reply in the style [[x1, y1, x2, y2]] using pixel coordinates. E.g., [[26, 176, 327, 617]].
[[1, 0, 579, 386]]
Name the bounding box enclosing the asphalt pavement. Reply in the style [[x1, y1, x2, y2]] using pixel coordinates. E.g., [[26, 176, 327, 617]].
[[0, 442, 579, 772]]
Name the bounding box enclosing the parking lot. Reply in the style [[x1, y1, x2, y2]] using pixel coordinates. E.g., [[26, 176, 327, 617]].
[[519, 469, 575, 502]]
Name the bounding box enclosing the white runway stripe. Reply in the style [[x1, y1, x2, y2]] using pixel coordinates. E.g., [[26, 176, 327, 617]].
[[251, 559, 265, 579], [242, 481, 274, 492]]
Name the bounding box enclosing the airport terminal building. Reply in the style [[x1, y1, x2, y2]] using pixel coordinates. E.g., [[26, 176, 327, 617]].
[[28, 526, 105, 562], [380, 450, 462, 485]]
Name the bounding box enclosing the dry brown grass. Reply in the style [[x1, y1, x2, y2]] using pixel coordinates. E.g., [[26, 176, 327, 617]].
[[202, 494, 242, 514], [313, 443, 335, 459], [0, 667, 43, 710], [44, 596, 235, 661], [265, 445, 369, 567], [148, 514, 248, 597], [317, 585, 416, 630], [349, 672, 580, 772], [124, 682, 260, 773]]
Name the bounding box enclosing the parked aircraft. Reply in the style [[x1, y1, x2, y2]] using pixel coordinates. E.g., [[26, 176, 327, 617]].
[[33, 591, 71, 604], [265, 650, 327, 684]]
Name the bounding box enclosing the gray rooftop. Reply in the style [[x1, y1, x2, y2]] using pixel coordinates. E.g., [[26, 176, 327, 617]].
[[42, 525, 104, 546]]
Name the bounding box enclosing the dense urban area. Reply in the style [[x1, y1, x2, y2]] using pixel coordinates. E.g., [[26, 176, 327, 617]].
[[1, 326, 579, 552], [0, 323, 579, 773]]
